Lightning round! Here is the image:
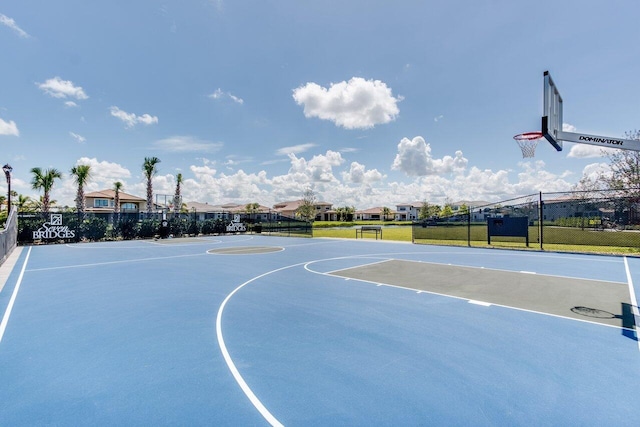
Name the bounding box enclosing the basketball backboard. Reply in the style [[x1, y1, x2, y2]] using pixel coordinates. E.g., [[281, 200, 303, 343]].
[[542, 71, 563, 151], [541, 71, 640, 152]]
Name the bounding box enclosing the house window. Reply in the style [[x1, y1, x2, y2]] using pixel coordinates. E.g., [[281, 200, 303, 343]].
[[94, 199, 110, 208], [121, 203, 137, 211]]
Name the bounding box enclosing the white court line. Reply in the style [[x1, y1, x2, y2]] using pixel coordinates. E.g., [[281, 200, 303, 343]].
[[27, 252, 206, 272], [623, 257, 640, 352], [320, 258, 393, 275], [217, 264, 309, 427], [0, 246, 32, 345], [469, 300, 492, 306]]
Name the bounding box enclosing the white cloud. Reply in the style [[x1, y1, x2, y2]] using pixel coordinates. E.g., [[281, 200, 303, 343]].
[[38, 77, 88, 100], [0, 14, 29, 38], [75, 157, 131, 182], [110, 106, 158, 128], [342, 162, 384, 184], [434, 115, 444, 122], [566, 143, 616, 158], [209, 88, 244, 104], [30, 148, 583, 215], [228, 94, 243, 104], [69, 132, 86, 143], [275, 143, 317, 156], [288, 150, 344, 183], [153, 136, 223, 153], [292, 77, 401, 129], [391, 136, 468, 177], [190, 164, 217, 178], [0, 117, 19, 136], [64, 101, 78, 108], [54, 158, 133, 206]]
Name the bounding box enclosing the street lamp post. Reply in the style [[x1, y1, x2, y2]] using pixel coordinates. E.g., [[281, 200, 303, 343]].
[[2, 164, 12, 214]]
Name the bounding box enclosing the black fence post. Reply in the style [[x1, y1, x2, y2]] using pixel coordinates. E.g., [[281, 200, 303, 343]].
[[467, 210, 471, 247], [539, 191, 544, 250]]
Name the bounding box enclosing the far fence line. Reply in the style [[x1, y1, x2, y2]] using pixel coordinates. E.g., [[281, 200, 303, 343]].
[[412, 189, 640, 255]]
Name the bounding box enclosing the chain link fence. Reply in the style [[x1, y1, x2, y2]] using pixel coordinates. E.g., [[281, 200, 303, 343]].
[[412, 189, 640, 255], [0, 207, 18, 266]]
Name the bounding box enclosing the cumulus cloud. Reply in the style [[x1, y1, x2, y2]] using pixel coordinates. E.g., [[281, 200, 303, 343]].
[[54, 157, 133, 204], [567, 143, 616, 158], [153, 136, 223, 153], [391, 136, 468, 177], [288, 150, 344, 182], [110, 106, 158, 128], [75, 157, 131, 182], [579, 162, 611, 183], [38, 77, 88, 100], [292, 77, 401, 129], [0, 14, 29, 38], [0, 117, 19, 136], [342, 162, 384, 184]]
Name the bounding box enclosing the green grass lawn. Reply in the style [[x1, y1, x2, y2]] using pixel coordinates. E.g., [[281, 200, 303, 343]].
[[312, 223, 640, 256]]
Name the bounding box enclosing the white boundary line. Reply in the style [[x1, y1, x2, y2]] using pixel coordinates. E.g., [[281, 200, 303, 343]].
[[623, 256, 640, 352], [0, 246, 32, 344]]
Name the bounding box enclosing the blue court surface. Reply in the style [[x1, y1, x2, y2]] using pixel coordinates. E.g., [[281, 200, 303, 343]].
[[1, 235, 639, 426]]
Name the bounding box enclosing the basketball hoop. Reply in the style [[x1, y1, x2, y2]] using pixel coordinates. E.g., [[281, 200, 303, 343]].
[[514, 131, 544, 158]]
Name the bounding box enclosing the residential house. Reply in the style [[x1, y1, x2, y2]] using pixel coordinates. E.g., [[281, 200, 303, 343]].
[[272, 200, 333, 221], [183, 202, 273, 222], [355, 207, 396, 221], [85, 190, 147, 213], [394, 202, 422, 221]]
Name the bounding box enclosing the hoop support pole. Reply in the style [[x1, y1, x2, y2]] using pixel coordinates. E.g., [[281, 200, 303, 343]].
[[556, 130, 640, 152]]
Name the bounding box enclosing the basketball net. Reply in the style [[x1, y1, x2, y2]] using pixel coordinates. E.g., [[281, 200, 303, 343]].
[[514, 132, 544, 158]]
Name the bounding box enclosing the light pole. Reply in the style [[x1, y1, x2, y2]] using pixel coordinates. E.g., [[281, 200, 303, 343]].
[[2, 164, 11, 214]]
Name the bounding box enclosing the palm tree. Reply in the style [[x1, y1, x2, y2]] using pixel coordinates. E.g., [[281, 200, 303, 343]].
[[113, 181, 123, 222], [142, 157, 161, 215], [16, 194, 32, 212], [70, 164, 91, 219], [382, 206, 392, 222], [173, 173, 183, 215], [30, 167, 63, 214], [245, 202, 261, 221]]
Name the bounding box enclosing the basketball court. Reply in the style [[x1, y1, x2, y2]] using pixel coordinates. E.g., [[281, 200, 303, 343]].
[[1, 235, 639, 425]]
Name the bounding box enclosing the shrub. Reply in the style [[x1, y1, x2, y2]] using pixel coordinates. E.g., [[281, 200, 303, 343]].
[[80, 217, 108, 241], [139, 219, 159, 238]]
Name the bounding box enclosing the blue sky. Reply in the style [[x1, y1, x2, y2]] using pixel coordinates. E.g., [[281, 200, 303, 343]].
[[1, 0, 639, 209]]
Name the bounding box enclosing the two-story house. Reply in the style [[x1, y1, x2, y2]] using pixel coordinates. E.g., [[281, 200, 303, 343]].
[[85, 190, 147, 213]]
